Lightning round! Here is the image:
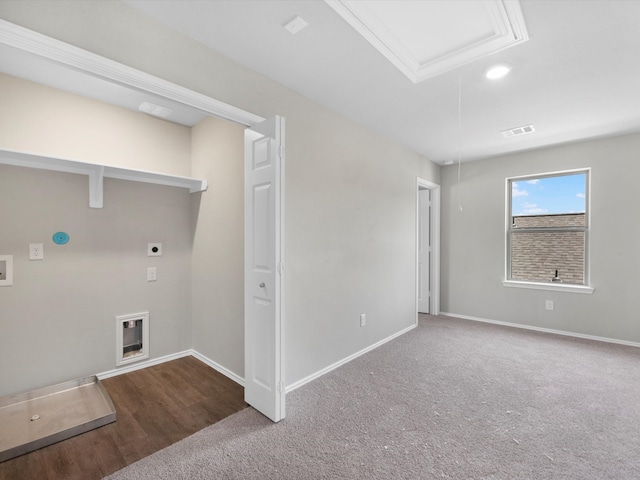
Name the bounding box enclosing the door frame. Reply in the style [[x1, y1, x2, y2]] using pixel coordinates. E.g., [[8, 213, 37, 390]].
[[416, 178, 441, 319], [0, 21, 285, 404]]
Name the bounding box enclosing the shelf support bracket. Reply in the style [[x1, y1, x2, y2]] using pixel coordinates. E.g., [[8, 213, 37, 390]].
[[0, 148, 207, 208], [89, 165, 105, 208]]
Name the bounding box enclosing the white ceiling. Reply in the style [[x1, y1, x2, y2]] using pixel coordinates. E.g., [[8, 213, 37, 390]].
[[4, 1, 640, 165], [124, 0, 640, 163]]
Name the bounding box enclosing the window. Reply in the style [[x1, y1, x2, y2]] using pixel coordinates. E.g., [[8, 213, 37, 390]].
[[506, 170, 590, 291]]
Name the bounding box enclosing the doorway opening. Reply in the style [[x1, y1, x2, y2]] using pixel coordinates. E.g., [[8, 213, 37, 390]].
[[416, 178, 440, 319]]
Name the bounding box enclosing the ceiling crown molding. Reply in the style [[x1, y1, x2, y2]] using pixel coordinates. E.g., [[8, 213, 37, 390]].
[[0, 19, 263, 126], [325, 0, 529, 83]]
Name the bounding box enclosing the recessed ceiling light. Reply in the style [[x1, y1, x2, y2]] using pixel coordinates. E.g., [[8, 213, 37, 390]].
[[139, 102, 173, 119], [485, 64, 512, 80], [284, 16, 308, 35]]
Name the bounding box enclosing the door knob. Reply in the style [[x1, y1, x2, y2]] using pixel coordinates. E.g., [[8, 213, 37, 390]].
[[259, 283, 265, 288]]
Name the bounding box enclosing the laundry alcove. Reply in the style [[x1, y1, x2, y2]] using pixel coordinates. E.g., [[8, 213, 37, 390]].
[[0, 154, 204, 460]]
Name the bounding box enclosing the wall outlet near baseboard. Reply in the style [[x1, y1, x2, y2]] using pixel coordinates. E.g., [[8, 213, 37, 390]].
[[360, 313, 366, 327], [545, 300, 554, 311]]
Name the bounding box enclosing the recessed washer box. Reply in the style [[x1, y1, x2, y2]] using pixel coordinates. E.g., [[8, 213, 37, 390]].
[[0, 255, 13, 286], [116, 312, 149, 366]]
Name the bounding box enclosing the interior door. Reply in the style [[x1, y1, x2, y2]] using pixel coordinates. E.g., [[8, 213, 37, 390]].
[[418, 188, 431, 314], [244, 115, 285, 422]]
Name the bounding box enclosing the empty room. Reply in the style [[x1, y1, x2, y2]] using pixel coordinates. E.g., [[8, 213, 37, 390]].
[[1, 1, 639, 479]]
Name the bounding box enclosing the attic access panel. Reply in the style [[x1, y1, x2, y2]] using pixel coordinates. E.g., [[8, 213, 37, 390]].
[[326, 0, 528, 83]]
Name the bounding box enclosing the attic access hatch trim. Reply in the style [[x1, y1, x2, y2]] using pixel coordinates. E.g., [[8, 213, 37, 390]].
[[325, 0, 528, 83], [0, 148, 208, 208]]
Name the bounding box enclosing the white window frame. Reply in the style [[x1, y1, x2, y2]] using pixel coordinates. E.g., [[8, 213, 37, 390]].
[[502, 168, 594, 294]]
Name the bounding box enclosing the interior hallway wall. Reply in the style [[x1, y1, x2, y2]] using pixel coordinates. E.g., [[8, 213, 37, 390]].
[[0, 74, 193, 395], [284, 110, 441, 385], [441, 132, 640, 344]]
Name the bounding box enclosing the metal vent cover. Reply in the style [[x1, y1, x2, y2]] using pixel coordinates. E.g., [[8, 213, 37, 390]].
[[501, 124, 535, 138]]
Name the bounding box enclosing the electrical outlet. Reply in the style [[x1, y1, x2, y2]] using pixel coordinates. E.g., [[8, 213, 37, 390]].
[[29, 243, 44, 260], [147, 267, 157, 282], [545, 300, 554, 311], [360, 313, 366, 327], [148, 243, 162, 257], [0, 260, 5, 281]]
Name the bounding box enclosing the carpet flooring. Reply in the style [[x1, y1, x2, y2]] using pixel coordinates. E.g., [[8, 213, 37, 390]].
[[104, 315, 640, 479]]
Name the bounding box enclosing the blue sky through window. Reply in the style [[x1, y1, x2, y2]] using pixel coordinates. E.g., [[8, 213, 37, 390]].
[[512, 172, 586, 216]]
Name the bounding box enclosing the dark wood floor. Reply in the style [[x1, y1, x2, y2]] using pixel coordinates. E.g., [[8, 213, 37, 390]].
[[0, 356, 247, 480]]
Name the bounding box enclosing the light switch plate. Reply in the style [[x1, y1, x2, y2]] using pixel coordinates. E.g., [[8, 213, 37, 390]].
[[147, 267, 157, 282]]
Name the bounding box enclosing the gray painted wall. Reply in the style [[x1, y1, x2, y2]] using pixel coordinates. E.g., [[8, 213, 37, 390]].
[[0, 165, 193, 395], [284, 110, 439, 384], [0, 1, 440, 392], [190, 116, 245, 378], [441, 133, 640, 343]]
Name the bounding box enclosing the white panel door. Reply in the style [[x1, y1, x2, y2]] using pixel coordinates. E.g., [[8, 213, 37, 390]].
[[244, 115, 285, 422], [418, 188, 431, 314]]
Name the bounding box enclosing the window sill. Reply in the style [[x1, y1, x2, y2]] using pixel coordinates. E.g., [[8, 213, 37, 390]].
[[502, 280, 594, 295]]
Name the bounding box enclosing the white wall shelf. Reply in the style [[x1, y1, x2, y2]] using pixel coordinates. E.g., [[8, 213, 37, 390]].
[[0, 148, 207, 208]]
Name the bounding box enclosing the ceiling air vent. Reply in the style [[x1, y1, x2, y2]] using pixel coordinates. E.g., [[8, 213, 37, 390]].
[[139, 102, 173, 119], [501, 124, 535, 138]]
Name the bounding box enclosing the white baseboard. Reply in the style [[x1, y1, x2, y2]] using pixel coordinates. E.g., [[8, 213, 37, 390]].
[[96, 349, 245, 386], [189, 349, 245, 387], [97, 323, 421, 394], [441, 312, 640, 349], [285, 322, 418, 394], [97, 350, 192, 380]]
